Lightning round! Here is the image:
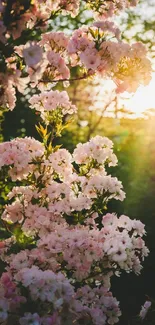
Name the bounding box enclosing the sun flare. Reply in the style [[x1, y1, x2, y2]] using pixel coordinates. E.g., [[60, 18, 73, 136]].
[[122, 74, 155, 116], [92, 75, 155, 118]]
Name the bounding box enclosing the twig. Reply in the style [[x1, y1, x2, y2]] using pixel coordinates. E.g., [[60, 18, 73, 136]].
[[40, 73, 92, 84]]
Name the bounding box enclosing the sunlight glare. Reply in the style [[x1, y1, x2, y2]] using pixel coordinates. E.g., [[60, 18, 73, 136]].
[[123, 74, 155, 116]]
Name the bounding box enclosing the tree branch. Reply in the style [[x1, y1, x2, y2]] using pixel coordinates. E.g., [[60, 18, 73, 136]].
[[40, 73, 92, 84]]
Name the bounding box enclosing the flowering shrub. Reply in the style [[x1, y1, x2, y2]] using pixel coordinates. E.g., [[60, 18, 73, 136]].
[[0, 1, 152, 324], [0, 129, 149, 324]]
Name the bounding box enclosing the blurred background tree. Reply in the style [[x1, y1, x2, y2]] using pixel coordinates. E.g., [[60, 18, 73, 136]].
[[119, 0, 155, 59]]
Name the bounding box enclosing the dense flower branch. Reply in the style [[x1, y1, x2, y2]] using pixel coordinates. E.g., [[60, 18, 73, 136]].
[[0, 0, 152, 110], [0, 101, 149, 323]]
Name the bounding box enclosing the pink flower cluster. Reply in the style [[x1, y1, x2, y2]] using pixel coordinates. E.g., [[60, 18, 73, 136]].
[[73, 135, 117, 165], [0, 0, 138, 44], [0, 67, 29, 110], [13, 32, 70, 91], [0, 0, 80, 43], [74, 285, 121, 325], [0, 211, 148, 323], [0, 272, 26, 322], [37, 213, 148, 279], [1, 136, 125, 227], [0, 137, 44, 180], [68, 26, 152, 93], [29, 89, 77, 122], [0, 131, 149, 324], [0, 266, 122, 324], [85, 0, 139, 19], [0, 18, 152, 110], [5, 211, 147, 280], [15, 266, 74, 305]]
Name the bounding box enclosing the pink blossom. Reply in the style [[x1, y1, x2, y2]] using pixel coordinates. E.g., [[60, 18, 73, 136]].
[[80, 48, 101, 70], [0, 299, 9, 322], [23, 42, 43, 67], [93, 21, 121, 40], [139, 301, 151, 320], [29, 89, 76, 122]]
